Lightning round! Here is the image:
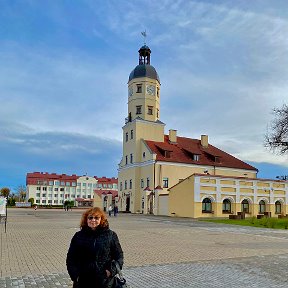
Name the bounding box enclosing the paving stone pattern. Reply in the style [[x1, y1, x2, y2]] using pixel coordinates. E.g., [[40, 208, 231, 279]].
[[0, 209, 288, 287]]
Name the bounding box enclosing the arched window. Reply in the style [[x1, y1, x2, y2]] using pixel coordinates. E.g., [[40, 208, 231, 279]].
[[222, 199, 231, 213], [202, 198, 212, 213], [241, 199, 249, 213], [259, 200, 266, 213], [275, 201, 282, 214]]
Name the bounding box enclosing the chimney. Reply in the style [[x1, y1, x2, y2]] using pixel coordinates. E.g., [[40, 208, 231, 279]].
[[201, 135, 208, 148], [169, 129, 177, 143]]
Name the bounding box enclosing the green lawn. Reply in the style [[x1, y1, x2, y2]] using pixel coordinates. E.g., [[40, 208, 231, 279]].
[[201, 217, 288, 229]]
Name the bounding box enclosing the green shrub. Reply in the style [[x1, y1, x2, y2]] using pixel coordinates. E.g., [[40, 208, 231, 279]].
[[259, 217, 268, 227], [249, 216, 257, 224], [267, 218, 277, 228]]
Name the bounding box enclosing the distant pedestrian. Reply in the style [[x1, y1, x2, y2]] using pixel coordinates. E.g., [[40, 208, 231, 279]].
[[113, 205, 118, 217], [34, 205, 37, 210], [108, 205, 113, 217]]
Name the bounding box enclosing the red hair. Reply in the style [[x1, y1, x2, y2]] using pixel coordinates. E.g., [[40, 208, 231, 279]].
[[80, 207, 109, 229]]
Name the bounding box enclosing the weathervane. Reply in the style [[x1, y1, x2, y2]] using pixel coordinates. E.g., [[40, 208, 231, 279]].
[[141, 30, 147, 45]]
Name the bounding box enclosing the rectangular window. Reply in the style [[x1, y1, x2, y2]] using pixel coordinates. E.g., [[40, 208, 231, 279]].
[[54, 200, 58, 204], [136, 105, 142, 114], [130, 153, 133, 164], [88, 183, 92, 187], [163, 177, 169, 188], [120, 182, 122, 191], [108, 184, 112, 188], [129, 179, 132, 189], [72, 182, 76, 187], [125, 181, 127, 190], [36, 187, 41, 190], [60, 188, 64, 191], [61, 181, 65, 186], [42, 194, 46, 197], [42, 187, 47, 191], [156, 108, 159, 118], [54, 188, 58, 191], [77, 183, 81, 186], [66, 182, 70, 186], [131, 129, 133, 139], [36, 200, 40, 204], [48, 200, 52, 204], [148, 106, 153, 115], [54, 194, 57, 197], [88, 195, 91, 198], [157, 87, 159, 97], [125, 132, 128, 142], [147, 177, 150, 187], [136, 84, 142, 93], [42, 200, 46, 204], [55, 181, 60, 186], [36, 193, 40, 197], [48, 187, 53, 191], [82, 183, 86, 187], [98, 184, 102, 188], [49, 181, 53, 186], [125, 155, 128, 165], [141, 179, 144, 188], [103, 184, 107, 188]]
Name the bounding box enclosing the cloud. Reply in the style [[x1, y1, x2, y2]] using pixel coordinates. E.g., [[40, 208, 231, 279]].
[[1, 0, 288, 188], [0, 120, 122, 188]]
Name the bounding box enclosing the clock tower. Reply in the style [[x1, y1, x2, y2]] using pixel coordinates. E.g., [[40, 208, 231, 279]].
[[118, 45, 165, 213]]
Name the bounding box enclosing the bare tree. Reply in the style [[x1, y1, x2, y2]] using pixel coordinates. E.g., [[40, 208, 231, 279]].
[[17, 185, 27, 202], [265, 104, 288, 154], [0, 187, 10, 198]]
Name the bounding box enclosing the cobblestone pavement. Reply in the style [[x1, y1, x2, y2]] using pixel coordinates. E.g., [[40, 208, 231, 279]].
[[1, 209, 288, 287]]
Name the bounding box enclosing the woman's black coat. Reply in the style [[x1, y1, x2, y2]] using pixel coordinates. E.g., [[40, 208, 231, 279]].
[[66, 226, 123, 288]]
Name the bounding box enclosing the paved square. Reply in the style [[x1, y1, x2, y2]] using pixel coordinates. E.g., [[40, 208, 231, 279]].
[[0, 208, 288, 287]]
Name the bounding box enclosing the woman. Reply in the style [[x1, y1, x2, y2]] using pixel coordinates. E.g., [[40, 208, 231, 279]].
[[66, 207, 124, 288]]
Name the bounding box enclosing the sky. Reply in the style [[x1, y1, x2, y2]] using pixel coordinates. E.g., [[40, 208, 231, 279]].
[[1, 0, 288, 191]]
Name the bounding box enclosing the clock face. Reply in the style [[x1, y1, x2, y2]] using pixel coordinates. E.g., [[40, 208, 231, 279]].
[[128, 87, 133, 97], [146, 85, 155, 95]]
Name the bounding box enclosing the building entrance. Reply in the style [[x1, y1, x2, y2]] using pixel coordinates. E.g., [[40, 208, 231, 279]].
[[126, 196, 130, 212]]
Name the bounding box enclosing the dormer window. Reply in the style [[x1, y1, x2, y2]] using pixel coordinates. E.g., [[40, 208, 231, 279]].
[[136, 84, 142, 93], [156, 145, 172, 158], [192, 154, 200, 161], [214, 156, 221, 163]]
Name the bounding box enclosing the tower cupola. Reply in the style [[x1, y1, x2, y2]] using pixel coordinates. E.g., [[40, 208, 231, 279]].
[[129, 45, 160, 82], [139, 45, 151, 65]]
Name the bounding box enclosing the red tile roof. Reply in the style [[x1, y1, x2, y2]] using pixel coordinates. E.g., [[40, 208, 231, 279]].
[[94, 189, 118, 199], [26, 172, 118, 185], [145, 135, 257, 171]]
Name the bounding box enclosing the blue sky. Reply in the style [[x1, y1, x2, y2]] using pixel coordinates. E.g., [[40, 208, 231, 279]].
[[1, 0, 287, 191]]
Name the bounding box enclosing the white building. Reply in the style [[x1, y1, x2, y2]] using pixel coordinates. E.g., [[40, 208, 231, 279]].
[[26, 172, 118, 207]]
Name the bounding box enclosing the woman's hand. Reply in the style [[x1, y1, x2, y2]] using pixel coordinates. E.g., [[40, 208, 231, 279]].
[[106, 270, 111, 277]]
